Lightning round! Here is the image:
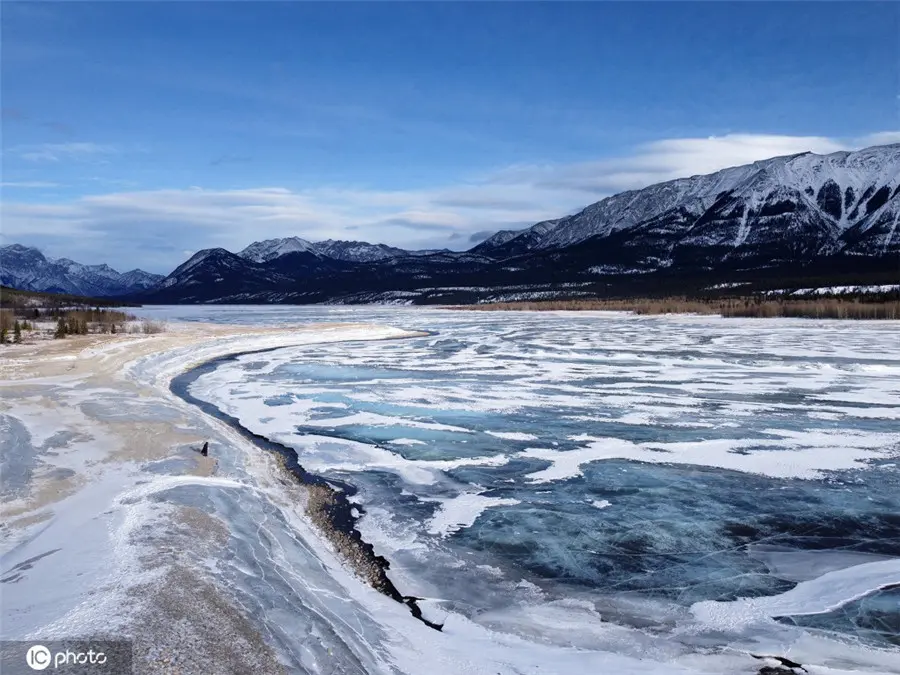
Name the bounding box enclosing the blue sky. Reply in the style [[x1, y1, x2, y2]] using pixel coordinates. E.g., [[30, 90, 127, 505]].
[[2, 1, 898, 273]]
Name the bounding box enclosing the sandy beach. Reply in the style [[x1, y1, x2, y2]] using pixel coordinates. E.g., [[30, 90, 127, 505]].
[[0, 321, 423, 674]]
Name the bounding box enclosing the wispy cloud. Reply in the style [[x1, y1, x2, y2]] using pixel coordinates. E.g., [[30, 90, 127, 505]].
[[487, 132, 896, 195], [14, 142, 119, 163], [1, 181, 61, 188], [468, 230, 497, 244], [861, 131, 900, 146], [3, 131, 897, 273]]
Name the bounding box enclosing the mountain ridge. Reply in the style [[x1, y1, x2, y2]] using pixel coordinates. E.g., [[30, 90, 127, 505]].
[[238, 237, 452, 264], [0, 244, 165, 297], [473, 143, 900, 262], [4, 143, 898, 304]]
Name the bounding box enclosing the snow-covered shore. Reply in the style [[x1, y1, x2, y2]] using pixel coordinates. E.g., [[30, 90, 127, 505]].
[[0, 322, 425, 673], [2, 316, 897, 675]]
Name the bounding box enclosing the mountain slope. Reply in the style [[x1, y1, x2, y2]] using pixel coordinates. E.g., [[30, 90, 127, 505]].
[[146, 246, 362, 303], [474, 144, 900, 268], [238, 237, 315, 263], [0, 244, 164, 296], [237, 237, 452, 264], [61, 143, 900, 305]]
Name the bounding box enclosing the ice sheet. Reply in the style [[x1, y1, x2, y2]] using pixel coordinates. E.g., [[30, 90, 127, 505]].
[[121, 305, 900, 671]]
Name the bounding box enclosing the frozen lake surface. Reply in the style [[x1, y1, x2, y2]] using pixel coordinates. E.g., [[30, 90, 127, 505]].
[[138, 306, 900, 672]]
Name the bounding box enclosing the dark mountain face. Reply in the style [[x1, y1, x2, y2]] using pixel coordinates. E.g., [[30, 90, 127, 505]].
[[149, 249, 293, 303], [469, 220, 561, 258]]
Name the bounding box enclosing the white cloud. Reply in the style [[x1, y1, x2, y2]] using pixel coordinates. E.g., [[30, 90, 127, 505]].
[[2, 131, 897, 273], [0, 181, 61, 188], [13, 142, 118, 163], [490, 132, 891, 195], [858, 131, 900, 147]]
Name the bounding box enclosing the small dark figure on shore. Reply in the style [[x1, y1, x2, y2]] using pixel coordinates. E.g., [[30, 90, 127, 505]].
[[200, 441, 209, 457]]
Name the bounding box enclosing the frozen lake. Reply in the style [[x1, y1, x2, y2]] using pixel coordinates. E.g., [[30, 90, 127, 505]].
[[136, 306, 900, 671]]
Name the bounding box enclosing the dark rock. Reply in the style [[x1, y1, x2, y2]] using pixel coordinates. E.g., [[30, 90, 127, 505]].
[[751, 653, 807, 673]]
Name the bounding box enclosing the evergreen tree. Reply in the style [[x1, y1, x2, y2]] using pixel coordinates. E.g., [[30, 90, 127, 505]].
[[110, 322, 117, 334], [0, 327, 6, 345], [55, 317, 67, 339], [13, 320, 21, 343]]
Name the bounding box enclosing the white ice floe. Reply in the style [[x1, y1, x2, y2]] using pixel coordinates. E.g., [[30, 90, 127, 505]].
[[281, 435, 511, 486], [692, 558, 900, 628], [485, 430, 539, 441], [521, 439, 639, 483], [426, 493, 521, 536], [301, 410, 474, 433], [747, 546, 897, 583], [521, 430, 899, 482]]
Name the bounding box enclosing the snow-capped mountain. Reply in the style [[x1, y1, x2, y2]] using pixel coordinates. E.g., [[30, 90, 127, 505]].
[[144, 143, 899, 305], [471, 220, 561, 257], [0, 244, 164, 296], [29, 143, 898, 305], [474, 144, 900, 267], [310, 239, 449, 262], [309, 239, 402, 262], [158, 247, 293, 299], [237, 237, 450, 264], [238, 237, 315, 263]]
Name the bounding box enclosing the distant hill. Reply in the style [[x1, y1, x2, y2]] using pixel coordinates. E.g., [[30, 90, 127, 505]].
[[0, 244, 164, 297]]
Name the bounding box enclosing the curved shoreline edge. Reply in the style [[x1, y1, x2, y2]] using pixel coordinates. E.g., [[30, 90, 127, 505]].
[[169, 336, 446, 631]]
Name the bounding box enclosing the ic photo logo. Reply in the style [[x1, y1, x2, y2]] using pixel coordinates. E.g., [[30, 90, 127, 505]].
[[25, 645, 51, 670], [26, 644, 109, 670]]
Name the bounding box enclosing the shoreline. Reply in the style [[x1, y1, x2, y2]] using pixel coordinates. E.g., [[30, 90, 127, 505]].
[[0, 321, 433, 671], [169, 341, 444, 630], [448, 295, 900, 319]]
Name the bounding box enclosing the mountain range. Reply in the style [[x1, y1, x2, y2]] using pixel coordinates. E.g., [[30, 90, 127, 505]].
[[0, 244, 164, 297], [3, 143, 898, 304], [239, 237, 449, 263]]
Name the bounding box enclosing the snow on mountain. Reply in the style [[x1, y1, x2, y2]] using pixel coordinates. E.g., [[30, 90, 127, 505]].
[[237, 237, 451, 263], [471, 220, 561, 256], [310, 239, 409, 262], [238, 237, 315, 263], [473, 229, 524, 249], [118, 268, 167, 290], [163, 248, 228, 284], [10, 144, 898, 306], [475, 143, 900, 264], [0, 244, 164, 296]]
